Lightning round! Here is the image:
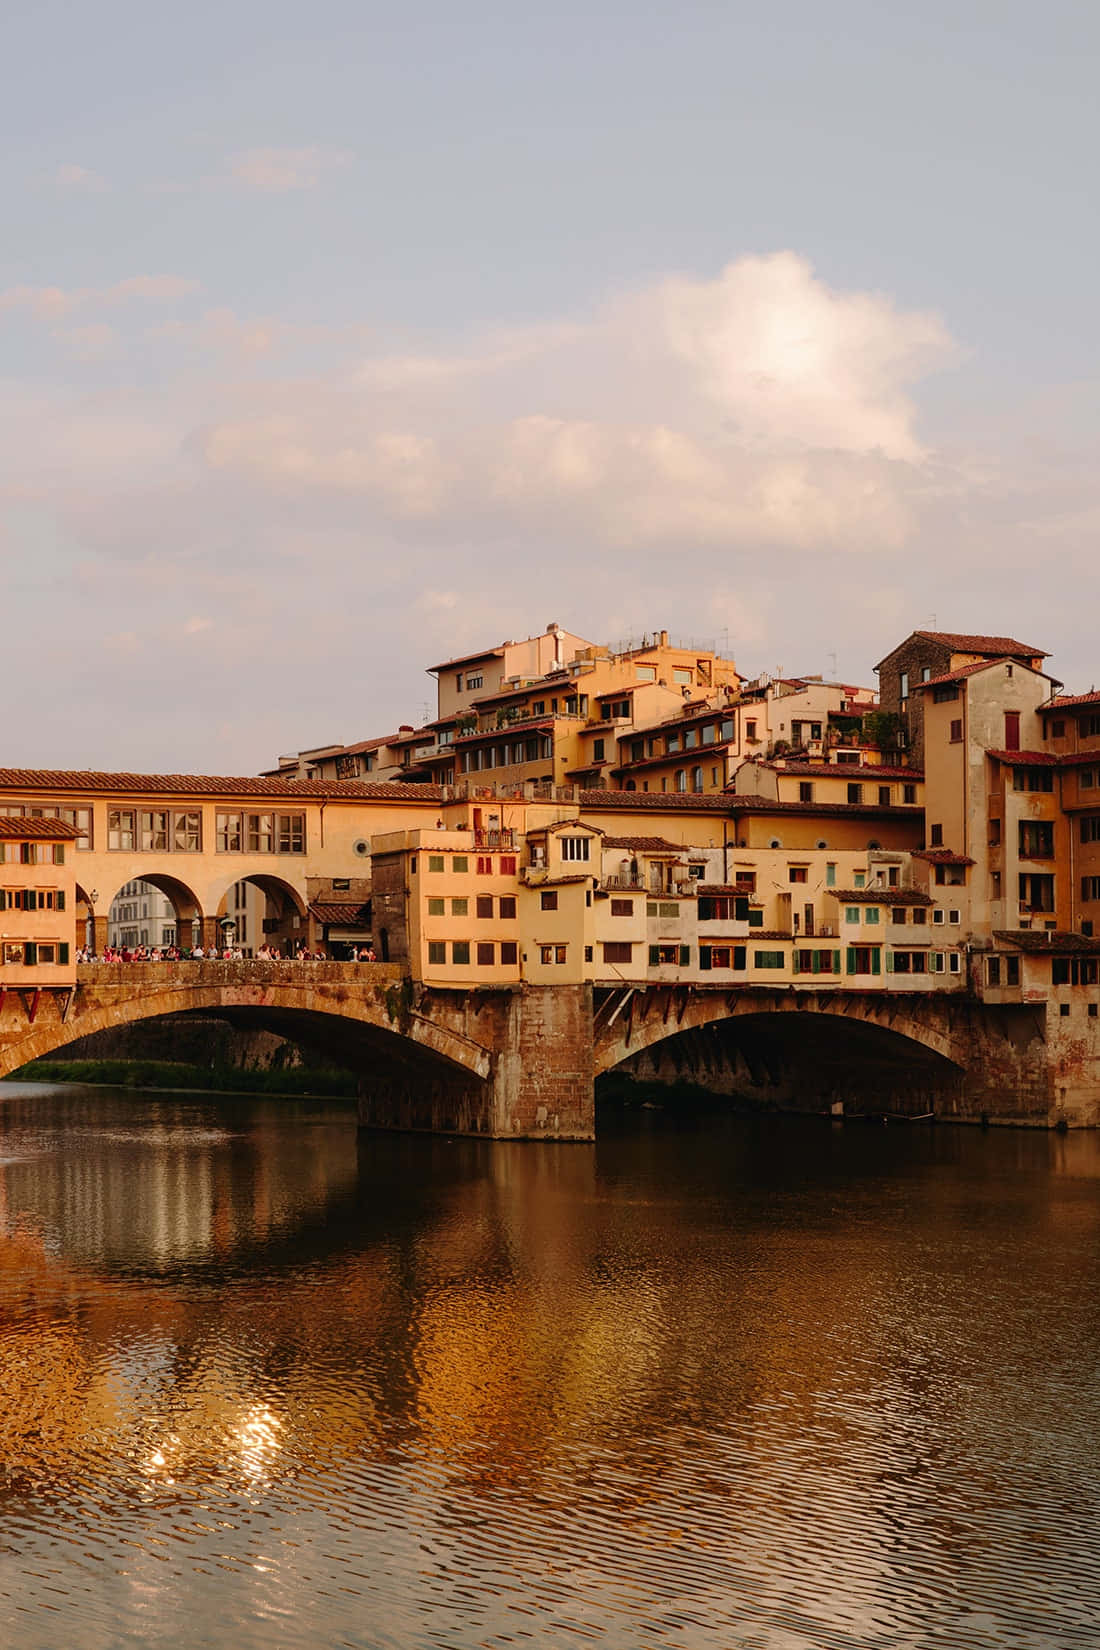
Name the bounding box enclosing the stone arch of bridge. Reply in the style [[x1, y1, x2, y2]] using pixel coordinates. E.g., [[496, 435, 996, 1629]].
[[100, 871, 205, 947], [211, 872, 308, 953], [0, 972, 493, 1087], [593, 987, 968, 1078]]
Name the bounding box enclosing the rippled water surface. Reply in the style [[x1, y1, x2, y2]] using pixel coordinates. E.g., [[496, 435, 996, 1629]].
[[0, 1084, 1098, 1648]]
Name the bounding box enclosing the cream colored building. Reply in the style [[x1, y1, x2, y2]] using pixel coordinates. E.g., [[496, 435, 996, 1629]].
[[0, 816, 80, 986]]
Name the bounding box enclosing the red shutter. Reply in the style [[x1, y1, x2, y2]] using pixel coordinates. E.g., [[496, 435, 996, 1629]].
[[1004, 711, 1021, 751]]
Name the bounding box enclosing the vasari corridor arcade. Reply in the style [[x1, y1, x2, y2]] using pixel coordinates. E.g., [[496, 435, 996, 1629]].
[[3, 623, 1100, 1134]]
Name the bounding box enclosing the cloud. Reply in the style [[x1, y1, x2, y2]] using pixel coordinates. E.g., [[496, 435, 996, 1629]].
[[228, 146, 352, 193], [54, 163, 106, 192], [0, 275, 200, 321], [197, 253, 953, 552]]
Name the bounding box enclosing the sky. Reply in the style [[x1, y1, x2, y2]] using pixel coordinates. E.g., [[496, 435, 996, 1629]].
[[3, 0, 1099, 773]]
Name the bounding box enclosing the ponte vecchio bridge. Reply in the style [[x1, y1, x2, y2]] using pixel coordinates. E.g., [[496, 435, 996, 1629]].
[[0, 768, 1083, 1135]]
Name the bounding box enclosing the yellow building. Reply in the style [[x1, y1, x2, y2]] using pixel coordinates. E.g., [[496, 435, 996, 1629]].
[[0, 817, 80, 986]]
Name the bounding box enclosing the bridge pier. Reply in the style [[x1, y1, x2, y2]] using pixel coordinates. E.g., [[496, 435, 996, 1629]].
[[356, 984, 595, 1140]]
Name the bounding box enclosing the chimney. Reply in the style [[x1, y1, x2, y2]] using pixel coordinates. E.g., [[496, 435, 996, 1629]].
[[660, 629, 669, 647]]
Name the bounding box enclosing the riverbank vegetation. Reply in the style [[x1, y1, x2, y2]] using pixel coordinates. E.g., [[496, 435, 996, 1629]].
[[4, 1058, 357, 1097]]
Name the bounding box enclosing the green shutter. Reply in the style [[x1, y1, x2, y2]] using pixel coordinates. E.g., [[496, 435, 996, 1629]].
[[846, 946, 857, 975], [56, 890, 65, 911], [885, 950, 893, 972], [55, 845, 64, 865], [699, 947, 712, 971], [735, 896, 749, 921], [811, 949, 821, 974], [833, 950, 841, 974], [871, 947, 881, 975], [59, 943, 69, 965], [679, 945, 690, 966], [649, 945, 659, 966], [24, 943, 36, 966]]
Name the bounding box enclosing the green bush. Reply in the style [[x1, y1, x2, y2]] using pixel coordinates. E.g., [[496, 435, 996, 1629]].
[[6, 1059, 357, 1097]]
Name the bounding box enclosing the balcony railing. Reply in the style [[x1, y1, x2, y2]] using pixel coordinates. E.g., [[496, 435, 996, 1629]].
[[473, 829, 516, 850], [601, 875, 647, 892]]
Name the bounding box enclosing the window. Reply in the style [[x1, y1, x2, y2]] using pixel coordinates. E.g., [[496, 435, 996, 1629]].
[[692, 766, 704, 793], [428, 854, 445, 873], [799, 782, 814, 803], [610, 898, 633, 916], [541, 891, 558, 910], [1082, 770, 1096, 789], [1019, 821, 1054, 858], [845, 907, 862, 924], [865, 907, 880, 924], [246, 812, 274, 853], [987, 956, 1001, 985], [1018, 875, 1054, 912], [466, 672, 483, 690], [1080, 816, 1100, 844], [1004, 710, 1021, 751], [878, 786, 892, 807], [602, 942, 633, 964], [216, 811, 242, 853], [846, 945, 881, 975], [1081, 877, 1100, 902], [1014, 767, 1053, 793], [899, 671, 909, 699], [788, 866, 808, 883], [891, 908, 907, 925], [853, 872, 866, 888], [673, 668, 692, 685], [452, 940, 470, 965], [911, 908, 927, 924], [499, 895, 516, 919], [559, 836, 590, 862], [427, 897, 445, 916], [949, 908, 962, 925], [684, 729, 698, 750], [792, 949, 839, 975], [1006, 956, 1020, 986], [428, 941, 446, 964], [452, 855, 469, 872], [745, 719, 757, 741], [540, 944, 568, 964], [477, 942, 495, 966], [500, 855, 517, 876], [930, 823, 943, 846], [476, 856, 493, 874], [903, 785, 917, 805], [754, 950, 785, 969], [932, 908, 945, 925], [826, 863, 836, 887], [107, 809, 136, 851], [275, 813, 303, 854], [501, 941, 518, 965], [933, 683, 959, 703], [476, 895, 493, 918], [847, 783, 863, 805], [949, 719, 963, 743], [635, 665, 657, 681], [949, 952, 962, 973], [593, 738, 605, 762], [675, 769, 686, 792]]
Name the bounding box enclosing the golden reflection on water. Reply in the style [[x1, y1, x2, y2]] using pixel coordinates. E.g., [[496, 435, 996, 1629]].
[[0, 1087, 1098, 1649]]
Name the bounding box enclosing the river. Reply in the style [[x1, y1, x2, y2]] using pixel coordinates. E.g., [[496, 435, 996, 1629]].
[[0, 1082, 1097, 1649]]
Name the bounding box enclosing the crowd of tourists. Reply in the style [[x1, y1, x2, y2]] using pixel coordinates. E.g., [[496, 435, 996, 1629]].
[[76, 943, 379, 965]]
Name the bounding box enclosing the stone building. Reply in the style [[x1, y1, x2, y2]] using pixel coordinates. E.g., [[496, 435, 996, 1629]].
[[874, 630, 1048, 764]]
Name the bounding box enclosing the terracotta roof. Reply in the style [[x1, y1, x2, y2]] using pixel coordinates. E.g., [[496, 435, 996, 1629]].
[[985, 749, 1058, 765], [308, 902, 371, 928], [993, 929, 1100, 954], [765, 762, 921, 780], [698, 883, 755, 895], [0, 816, 84, 839], [428, 645, 506, 672], [576, 790, 917, 818], [454, 718, 556, 744], [883, 627, 1048, 666], [1045, 691, 1100, 710], [912, 849, 976, 866], [916, 660, 1012, 689], [602, 836, 684, 853], [915, 630, 1046, 657], [831, 888, 935, 906], [0, 769, 446, 802], [611, 743, 735, 774]]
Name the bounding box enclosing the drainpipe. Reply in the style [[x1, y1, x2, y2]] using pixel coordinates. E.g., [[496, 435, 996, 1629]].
[[722, 817, 729, 884]]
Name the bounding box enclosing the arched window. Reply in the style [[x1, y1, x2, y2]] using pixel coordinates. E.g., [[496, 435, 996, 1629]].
[[692, 766, 704, 793], [625, 779, 637, 791], [675, 769, 687, 793]]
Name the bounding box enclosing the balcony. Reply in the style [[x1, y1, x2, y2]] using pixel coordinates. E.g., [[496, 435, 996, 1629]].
[[601, 875, 647, 892], [473, 828, 517, 850]]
